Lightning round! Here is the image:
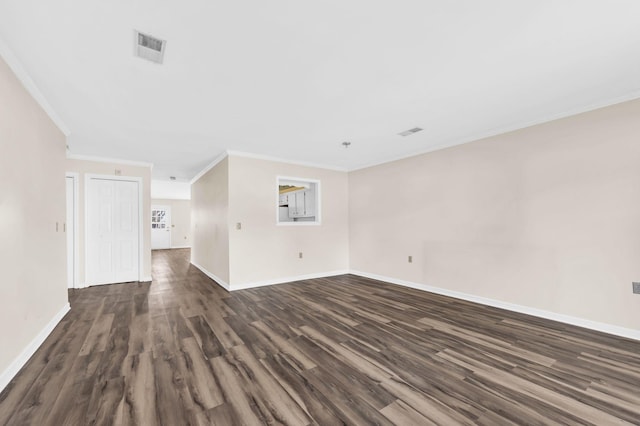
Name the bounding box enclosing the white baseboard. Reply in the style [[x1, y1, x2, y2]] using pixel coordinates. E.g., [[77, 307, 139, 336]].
[[184, 260, 639, 341], [170, 245, 191, 249], [231, 270, 350, 291], [77, 279, 151, 288], [190, 261, 230, 291], [350, 270, 640, 342], [190, 263, 349, 292], [0, 303, 71, 393]]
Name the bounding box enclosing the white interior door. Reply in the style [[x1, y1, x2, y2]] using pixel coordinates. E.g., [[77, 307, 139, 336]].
[[151, 205, 171, 249], [87, 178, 140, 285], [65, 176, 75, 288]]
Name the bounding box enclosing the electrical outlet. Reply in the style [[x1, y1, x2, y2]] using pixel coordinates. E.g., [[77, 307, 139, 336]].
[[299, 252, 303, 259], [633, 282, 640, 294], [408, 255, 412, 263]]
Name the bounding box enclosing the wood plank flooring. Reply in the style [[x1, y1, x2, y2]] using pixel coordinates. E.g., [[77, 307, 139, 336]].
[[1, 248, 639, 425]]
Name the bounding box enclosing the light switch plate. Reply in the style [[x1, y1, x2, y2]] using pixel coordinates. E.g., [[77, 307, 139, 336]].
[[633, 282, 640, 294]]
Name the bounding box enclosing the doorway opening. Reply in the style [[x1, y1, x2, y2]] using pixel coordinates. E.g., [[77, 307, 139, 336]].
[[151, 205, 172, 249], [86, 175, 142, 286], [65, 172, 79, 288]]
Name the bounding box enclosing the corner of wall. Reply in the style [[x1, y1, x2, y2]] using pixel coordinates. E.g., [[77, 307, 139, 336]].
[[0, 303, 70, 394]]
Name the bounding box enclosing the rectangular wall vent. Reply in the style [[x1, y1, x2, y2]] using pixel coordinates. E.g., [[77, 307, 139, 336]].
[[135, 30, 166, 64], [398, 127, 423, 137]]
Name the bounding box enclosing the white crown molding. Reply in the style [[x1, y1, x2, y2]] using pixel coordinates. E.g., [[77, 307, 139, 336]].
[[66, 153, 153, 168], [189, 151, 229, 184], [191, 92, 640, 178], [190, 149, 348, 185], [349, 270, 640, 342], [68, 90, 640, 180], [349, 90, 640, 172], [226, 150, 348, 172], [0, 37, 71, 136], [0, 303, 70, 394]]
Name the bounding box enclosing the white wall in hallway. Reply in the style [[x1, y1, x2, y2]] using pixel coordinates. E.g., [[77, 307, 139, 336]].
[[190, 157, 230, 284], [0, 54, 68, 389]]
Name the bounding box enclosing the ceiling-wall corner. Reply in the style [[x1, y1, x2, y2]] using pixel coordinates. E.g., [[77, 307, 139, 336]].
[[189, 150, 230, 185], [0, 36, 71, 137]]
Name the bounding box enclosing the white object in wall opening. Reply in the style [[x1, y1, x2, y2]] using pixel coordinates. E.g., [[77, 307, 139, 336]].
[[277, 176, 321, 225], [86, 175, 141, 285], [151, 205, 172, 249]]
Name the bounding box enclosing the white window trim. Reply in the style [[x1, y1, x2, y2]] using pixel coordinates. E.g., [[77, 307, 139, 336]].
[[276, 176, 321, 226]]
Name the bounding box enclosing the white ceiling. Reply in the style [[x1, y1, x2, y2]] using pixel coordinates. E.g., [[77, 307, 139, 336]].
[[1, 1, 640, 180]]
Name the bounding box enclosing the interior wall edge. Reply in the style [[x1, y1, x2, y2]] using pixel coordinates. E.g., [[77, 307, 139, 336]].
[[226, 149, 348, 173], [0, 37, 70, 136], [189, 151, 229, 185], [349, 270, 640, 342], [190, 261, 230, 291], [229, 269, 351, 291], [0, 303, 70, 394]]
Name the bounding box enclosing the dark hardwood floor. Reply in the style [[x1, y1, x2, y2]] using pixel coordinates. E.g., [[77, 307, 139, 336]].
[[1, 248, 639, 425]]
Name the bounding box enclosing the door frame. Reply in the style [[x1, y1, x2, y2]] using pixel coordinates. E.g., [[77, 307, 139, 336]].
[[65, 172, 79, 288], [85, 174, 144, 283], [151, 204, 172, 250]]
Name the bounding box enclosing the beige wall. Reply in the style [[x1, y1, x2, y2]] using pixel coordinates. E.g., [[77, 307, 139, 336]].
[[66, 159, 153, 284], [191, 158, 230, 284], [349, 98, 640, 330], [228, 155, 349, 286], [152, 198, 191, 248], [0, 57, 68, 376]]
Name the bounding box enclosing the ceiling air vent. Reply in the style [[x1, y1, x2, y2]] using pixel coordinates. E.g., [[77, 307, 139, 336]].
[[135, 30, 166, 64], [398, 127, 423, 137]]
